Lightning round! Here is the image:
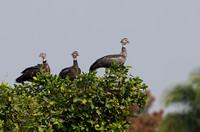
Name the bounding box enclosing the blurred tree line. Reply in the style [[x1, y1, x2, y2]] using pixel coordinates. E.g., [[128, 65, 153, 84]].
[[158, 67, 200, 132], [128, 90, 163, 132], [128, 67, 200, 132]]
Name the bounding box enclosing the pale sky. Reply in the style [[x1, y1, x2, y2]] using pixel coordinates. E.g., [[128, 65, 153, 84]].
[[0, 0, 200, 112]]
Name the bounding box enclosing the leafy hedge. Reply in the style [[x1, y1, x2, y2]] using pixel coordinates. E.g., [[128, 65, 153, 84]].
[[0, 64, 148, 131]]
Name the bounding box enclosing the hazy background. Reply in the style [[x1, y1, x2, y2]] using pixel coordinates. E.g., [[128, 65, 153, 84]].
[[0, 0, 200, 112]]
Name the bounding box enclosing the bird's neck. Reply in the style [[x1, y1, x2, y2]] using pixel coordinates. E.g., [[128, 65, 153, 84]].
[[43, 59, 47, 64], [121, 46, 127, 57], [73, 56, 77, 60], [73, 59, 78, 67]]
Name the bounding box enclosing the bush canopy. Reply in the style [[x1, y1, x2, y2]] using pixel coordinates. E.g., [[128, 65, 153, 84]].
[[0, 64, 148, 132]]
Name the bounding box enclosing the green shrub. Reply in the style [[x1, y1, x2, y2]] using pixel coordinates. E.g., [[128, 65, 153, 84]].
[[0, 64, 148, 132]]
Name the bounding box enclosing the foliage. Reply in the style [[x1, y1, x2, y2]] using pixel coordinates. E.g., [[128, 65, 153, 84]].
[[128, 90, 163, 132], [159, 67, 200, 132], [159, 111, 200, 132], [0, 64, 148, 132], [163, 84, 195, 108]]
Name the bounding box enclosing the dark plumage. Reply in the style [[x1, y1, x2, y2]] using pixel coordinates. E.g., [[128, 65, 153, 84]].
[[89, 38, 129, 72], [59, 51, 81, 80], [16, 53, 50, 83]]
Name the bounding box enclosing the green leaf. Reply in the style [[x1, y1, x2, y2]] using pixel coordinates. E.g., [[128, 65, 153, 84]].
[[33, 76, 37, 80], [23, 84, 30, 88], [8, 97, 12, 101], [105, 68, 109, 74], [82, 99, 87, 104], [126, 65, 132, 68], [121, 87, 126, 94], [14, 105, 20, 112], [38, 126, 45, 132], [49, 101, 55, 105], [73, 97, 82, 102], [96, 110, 101, 115]]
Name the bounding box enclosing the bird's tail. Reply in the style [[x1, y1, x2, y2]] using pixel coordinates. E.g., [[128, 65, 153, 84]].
[[89, 61, 99, 72], [16, 75, 25, 83], [89, 65, 96, 72]]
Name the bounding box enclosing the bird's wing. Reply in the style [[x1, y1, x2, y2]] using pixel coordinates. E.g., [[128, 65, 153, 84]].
[[78, 68, 81, 74], [21, 64, 43, 73], [59, 67, 72, 78], [90, 54, 125, 71]]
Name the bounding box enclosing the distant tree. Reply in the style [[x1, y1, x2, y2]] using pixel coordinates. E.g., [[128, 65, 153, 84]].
[[158, 67, 200, 132], [128, 90, 163, 132]]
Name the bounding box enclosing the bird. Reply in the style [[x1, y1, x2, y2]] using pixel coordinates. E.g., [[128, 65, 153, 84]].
[[16, 53, 51, 83], [89, 38, 130, 72], [59, 51, 81, 80]]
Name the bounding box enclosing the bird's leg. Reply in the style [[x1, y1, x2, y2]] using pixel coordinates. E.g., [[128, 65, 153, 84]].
[[32, 87, 35, 97], [37, 86, 39, 92], [34, 86, 40, 96]]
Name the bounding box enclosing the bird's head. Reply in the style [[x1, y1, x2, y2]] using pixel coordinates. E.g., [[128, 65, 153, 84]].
[[121, 38, 129, 45], [71, 51, 79, 58], [39, 52, 47, 60]]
